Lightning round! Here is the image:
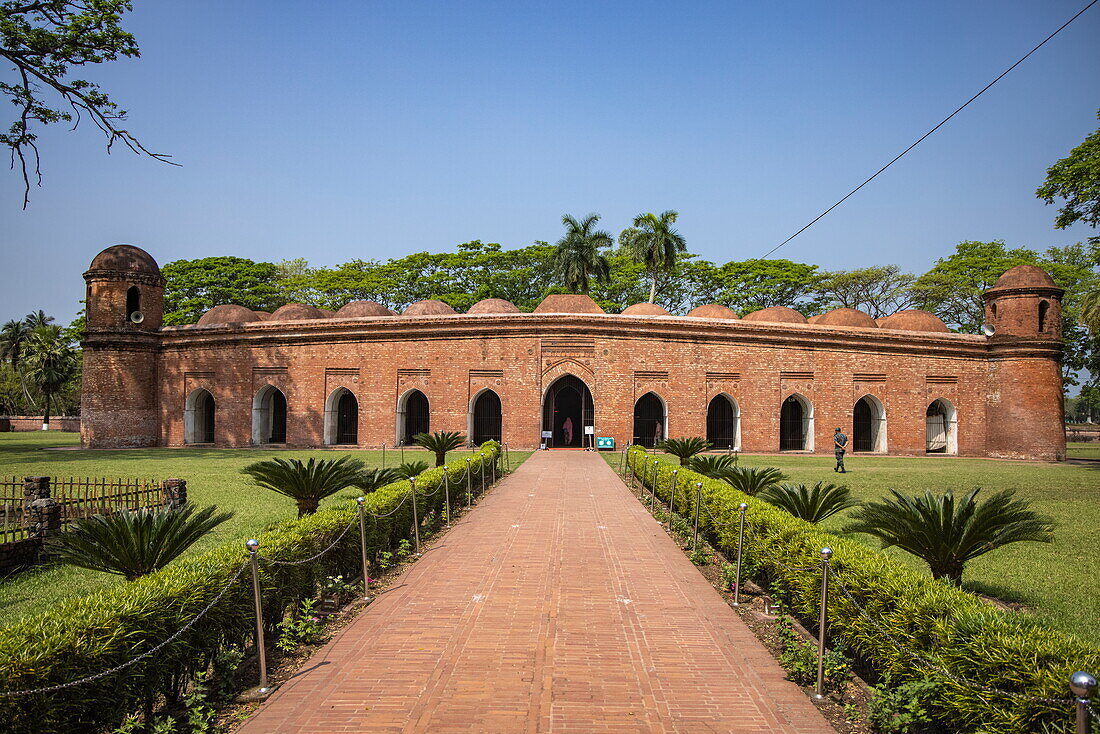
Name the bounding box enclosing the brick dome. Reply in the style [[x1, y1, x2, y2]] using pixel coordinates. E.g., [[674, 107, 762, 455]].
[[877, 309, 950, 333], [337, 300, 394, 317], [815, 308, 878, 328], [402, 299, 457, 316], [621, 303, 672, 316], [533, 294, 605, 314], [253, 310, 273, 320], [467, 298, 521, 314], [808, 314, 824, 324], [88, 244, 160, 274], [197, 304, 262, 326], [993, 264, 1057, 289], [271, 303, 325, 321], [318, 309, 337, 318], [741, 306, 807, 324], [686, 304, 739, 320]]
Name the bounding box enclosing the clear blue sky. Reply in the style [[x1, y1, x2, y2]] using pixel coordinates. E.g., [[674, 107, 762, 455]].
[[2, 0, 1098, 324]]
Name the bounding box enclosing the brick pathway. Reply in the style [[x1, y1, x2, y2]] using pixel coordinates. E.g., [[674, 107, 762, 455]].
[[238, 451, 832, 733]]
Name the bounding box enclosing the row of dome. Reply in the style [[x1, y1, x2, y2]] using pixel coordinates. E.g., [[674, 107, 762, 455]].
[[195, 294, 949, 332]]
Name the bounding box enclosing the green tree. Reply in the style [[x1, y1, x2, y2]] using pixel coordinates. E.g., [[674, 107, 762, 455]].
[[51, 505, 233, 581], [241, 456, 384, 518], [844, 488, 1054, 585], [22, 325, 76, 428], [619, 210, 687, 303], [553, 214, 612, 295], [816, 265, 917, 318], [161, 257, 284, 324], [1036, 109, 1100, 229], [700, 259, 824, 315], [23, 310, 53, 329], [0, 318, 34, 410], [1, 0, 172, 207]]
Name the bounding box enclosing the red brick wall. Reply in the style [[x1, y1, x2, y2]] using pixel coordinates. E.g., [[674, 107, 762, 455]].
[[1, 417, 80, 432]]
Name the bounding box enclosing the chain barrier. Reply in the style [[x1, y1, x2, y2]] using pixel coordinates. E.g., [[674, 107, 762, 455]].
[[697, 493, 818, 573], [366, 489, 412, 520], [258, 513, 359, 566], [0, 561, 250, 697]]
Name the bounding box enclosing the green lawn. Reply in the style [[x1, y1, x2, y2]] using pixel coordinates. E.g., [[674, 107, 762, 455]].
[[0, 432, 530, 625], [606, 449, 1100, 646], [1067, 441, 1100, 459]]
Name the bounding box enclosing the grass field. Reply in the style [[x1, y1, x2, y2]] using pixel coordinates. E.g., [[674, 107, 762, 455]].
[[1067, 441, 1100, 459], [0, 432, 530, 625], [606, 448, 1100, 646]]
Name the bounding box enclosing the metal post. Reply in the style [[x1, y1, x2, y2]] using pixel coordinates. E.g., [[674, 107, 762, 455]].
[[480, 453, 486, 495], [504, 443, 509, 473], [466, 457, 472, 507], [356, 498, 370, 600], [815, 547, 832, 699], [639, 457, 648, 494], [1071, 671, 1096, 734], [692, 482, 702, 551], [491, 452, 497, 484], [668, 470, 678, 532], [733, 503, 747, 606], [400, 443, 405, 463], [409, 477, 421, 555], [650, 459, 659, 508], [382, 443, 386, 469], [443, 470, 451, 527], [246, 539, 269, 693], [619, 448, 626, 475]]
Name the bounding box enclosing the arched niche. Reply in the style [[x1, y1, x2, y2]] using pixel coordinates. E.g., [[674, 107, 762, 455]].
[[470, 389, 502, 444], [184, 388, 215, 444], [633, 392, 667, 449], [252, 385, 287, 445], [706, 393, 741, 450], [324, 388, 359, 445], [541, 374, 593, 448], [852, 395, 887, 453], [397, 389, 430, 445], [780, 393, 814, 451], [926, 398, 958, 455]]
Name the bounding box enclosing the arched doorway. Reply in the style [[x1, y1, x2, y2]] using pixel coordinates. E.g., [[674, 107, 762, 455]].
[[706, 394, 740, 450], [471, 390, 502, 444], [252, 386, 287, 445], [926, 398, 958, 454], [184, 388, 215, 444], [541, 375, 593, 448], [852, 395, 886, 453], [324, 388, 358, 445], [398, 390, 430, 445], [633, 392, 667, 448], [779, 394, 813, 451]]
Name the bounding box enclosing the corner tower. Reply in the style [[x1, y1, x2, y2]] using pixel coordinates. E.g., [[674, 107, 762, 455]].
[[81, 245, 165, 448], [981, 265, 1065, 460]]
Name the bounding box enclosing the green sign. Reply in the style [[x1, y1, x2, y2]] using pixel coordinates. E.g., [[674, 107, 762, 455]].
[[596, 437, 615, 449]]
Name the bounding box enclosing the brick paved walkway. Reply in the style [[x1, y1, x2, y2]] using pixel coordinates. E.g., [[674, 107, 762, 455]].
[[238, 451, 832, 733]]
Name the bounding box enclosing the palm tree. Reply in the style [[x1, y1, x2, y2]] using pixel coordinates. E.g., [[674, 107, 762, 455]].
[[553, 213, 612, 294], [722, 466, 787, 497], [844, 488, 1055, 585], [397, 460, 430, 480], [685, 454, 738, 481], [414, 430, 467, 467], [22, 326, 76, 429], [1082, 289, 1100, 333], [657, 437, 712, 465], [242, 456, 382, 517], [0, 319, 34, 410], [23, 310, 54, 330], [758, 482, 859, 524], [619, 210, 686, 303], [50, 505, 233, 581]]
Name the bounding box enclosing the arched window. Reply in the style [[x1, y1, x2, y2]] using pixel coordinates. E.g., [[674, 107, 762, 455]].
[[252, 386, 287, 445], [126, 286, 141, 318], [852, 395, 886, 453], [471, 390, 502, 444], [398, 390, 430, 445], [779, 394, 814, 451], [1038, 300, 1049, 332], [633, 392, 666, 449], [925, 399, 958, 455], [706, 394, 740, 450], [324, 388, 358, 445], [541, 375, 594, 448], [184, 388, 215, 444]]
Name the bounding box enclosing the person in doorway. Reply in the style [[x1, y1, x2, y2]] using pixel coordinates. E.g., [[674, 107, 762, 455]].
[[833, 427, 848, 473], [563, 416, 574, 445], [653, 419, 663, 445]]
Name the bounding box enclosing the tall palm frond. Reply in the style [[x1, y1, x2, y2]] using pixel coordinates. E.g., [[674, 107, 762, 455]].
[[657, 437, 712, 465], [1081, 289, 1100, 333], [620, 210, 686, 302], [844, 488, 1055, 584], [50, 505, 233, 581], [397, 460, 430, 480], [414, 430, 467, 466], [23, 310, 54, 329], [554, 213, 612, 294], [722, 466, 787, 497], [685, 454, 738, 480], [241, 456, 378, 517], [758, 482, 859, 524]]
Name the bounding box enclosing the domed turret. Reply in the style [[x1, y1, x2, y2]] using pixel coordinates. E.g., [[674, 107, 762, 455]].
[[467, 298, 521, 315], [533, 294, 605, 314], [197, 304, 262, 327], [402, 300, 457, 316], [982, 264, 1063, 339], [741, 306, 807, 324], [84, 244, 165, 331]]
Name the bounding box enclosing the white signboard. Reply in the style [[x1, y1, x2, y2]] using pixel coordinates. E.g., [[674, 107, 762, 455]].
[[541, 430, 553, 439], [583, 425, 595, 435]]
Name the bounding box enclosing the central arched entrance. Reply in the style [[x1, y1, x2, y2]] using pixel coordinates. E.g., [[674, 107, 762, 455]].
[[706, 394, 740, 450], [542, 375, 593, 448]]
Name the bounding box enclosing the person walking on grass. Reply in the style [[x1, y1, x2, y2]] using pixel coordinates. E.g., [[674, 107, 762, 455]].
[[833, 427, 848, 473]]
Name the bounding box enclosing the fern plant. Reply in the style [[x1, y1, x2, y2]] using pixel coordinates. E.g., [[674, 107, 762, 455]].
[[656, 437, 712, 464], [414, 430, 468, 466], [758, 482, 859, 524]]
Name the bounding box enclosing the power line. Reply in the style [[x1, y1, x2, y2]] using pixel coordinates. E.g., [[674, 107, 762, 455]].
[[761, 0, 1098, 259]]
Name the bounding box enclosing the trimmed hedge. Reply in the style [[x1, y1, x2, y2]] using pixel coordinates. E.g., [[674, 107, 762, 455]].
[[0, 443, 501, 733], [628, 447, 1100, 734]]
